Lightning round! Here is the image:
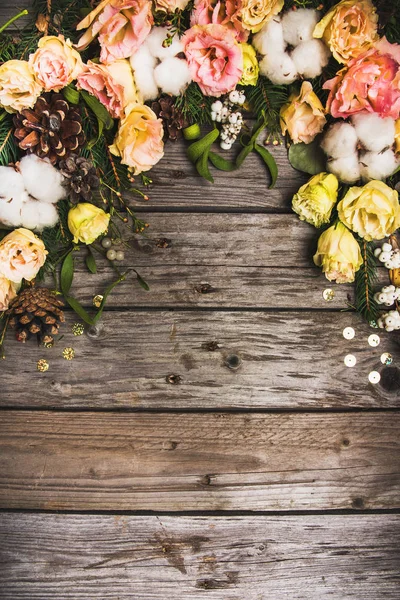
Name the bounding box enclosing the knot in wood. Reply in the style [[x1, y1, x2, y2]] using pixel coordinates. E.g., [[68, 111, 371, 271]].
[[195, 283, 215, 294], [201, 341, 220, 351], [166, 374, 182, 385], [380, 367, 400, 392], [155, 237, 171, 248], [224, 353, 241, 370]]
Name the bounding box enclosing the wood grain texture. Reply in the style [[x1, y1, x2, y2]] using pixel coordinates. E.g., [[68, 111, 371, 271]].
[[1, 513, 399, 599], [1, 411, 399, 511], [1, 310, 399, 409]]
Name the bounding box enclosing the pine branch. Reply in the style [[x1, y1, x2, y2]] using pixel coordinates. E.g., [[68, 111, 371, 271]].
[[246, 77, 288, 138], [174, 82, 212, 126], [354, 239, 379, 323]]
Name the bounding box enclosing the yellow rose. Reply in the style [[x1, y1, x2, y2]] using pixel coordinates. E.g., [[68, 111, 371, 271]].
[[29, 35, 84, 92], [0, 60, 42, 112], [239, 43, 259, 86], [280, 81, 326, 144], [68, 203, 110, 245], [338, 180, 400, 241], [293, 172, 339, 228], [109, 103, 164, 174], [313, 222, 363, 283], [0, 228, 47, 284], [0, 275, 18, 311], [240, 0, 284, 33], [395, 119, 400, 154], [313, 0, 378, 64]]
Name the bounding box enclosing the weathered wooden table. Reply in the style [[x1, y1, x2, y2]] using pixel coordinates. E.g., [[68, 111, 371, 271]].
[[1, 3, 399, 597]]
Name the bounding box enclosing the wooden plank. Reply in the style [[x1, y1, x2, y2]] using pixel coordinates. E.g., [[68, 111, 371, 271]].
[[1, 513, 399, 599], [1, 311, 398, 409], [0, 411, 399, 511]]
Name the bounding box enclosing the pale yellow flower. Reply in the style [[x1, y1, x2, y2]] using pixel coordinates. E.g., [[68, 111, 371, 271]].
[[313, 221, 363, 283], [293, 172, 339, 228], [0, 228, 47, 283], [0, 60, 42, 112], [68, 203, 110, 245], [0, 275, 18, 311], [239, 43, 259, 86], [338, 180, 400, 241], [240, 0, 283, 33], [280, 81, 326, 144], [313, 0, 378, 64]]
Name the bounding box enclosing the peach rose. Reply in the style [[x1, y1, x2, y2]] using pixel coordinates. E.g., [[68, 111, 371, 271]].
[[280, 81, 326, 144], [314, 0, 379, 64], [29, 35, 84, 92], [0, 228, 47, 284], [109, 103, 164, 173], [182, 24, 243, 97], [0, 60, 42, 113], [155, 0, 191, 11], [239, 0, 283, 33], [324, 38, 400, 120], [0, 276, 18, 311], [76, 0, 153, 64], [190, 0, 249, 43], [77, 60, 137, 118]]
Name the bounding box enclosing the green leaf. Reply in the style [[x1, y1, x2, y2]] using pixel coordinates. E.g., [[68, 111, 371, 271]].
[[81, 90, 114, 130], [196, 150, 214, 182], [0, 111, 8, 124], [93, 273, 127, 324], [187, 128, 219, 164], [183, 123, 201, 140], [65, 295, 95, 326], [288, 138, 326, 175], [86, 119, 104, 150], [208, 152, 237, 172], [85, 248, 97, 274], [236, 143, 254, 168], [63, 84, 80, 105], [133, 269, 150, 291], [254, 144, 278, 188], [60, 252, 74, 296]]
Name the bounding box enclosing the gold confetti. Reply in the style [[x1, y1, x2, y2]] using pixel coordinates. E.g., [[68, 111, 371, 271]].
[[43, 340, 54, 348], [72, 323, 85, 336], [93, 295, 103, 308], [37, 359, 49, 372], [62, 347, 75, 360], [323, 288, 335, 301]]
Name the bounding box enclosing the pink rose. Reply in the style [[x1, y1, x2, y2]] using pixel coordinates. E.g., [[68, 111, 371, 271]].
[[324, 38, 400, 120], [76, 0, 153, 64], [191, 0, 249, 43], [77, 60, 137, 118], [29, 35, 84, 92], [182, 24, 243, 97]]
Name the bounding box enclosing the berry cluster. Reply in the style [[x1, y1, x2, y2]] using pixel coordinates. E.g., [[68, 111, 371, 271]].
[[374, 284, 400, 307], [374, 242, 400, 269], [101, 237, 125, 262], [377, 309, 400, 332], [211, 90, 246, 151]]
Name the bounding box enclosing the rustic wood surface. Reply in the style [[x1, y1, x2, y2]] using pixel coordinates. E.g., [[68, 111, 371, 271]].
[[0, 2, 400, 597], [1, 513, 399, 599]]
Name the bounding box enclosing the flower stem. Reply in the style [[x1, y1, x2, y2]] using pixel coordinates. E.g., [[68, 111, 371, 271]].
[[0, 9, 28, 34]]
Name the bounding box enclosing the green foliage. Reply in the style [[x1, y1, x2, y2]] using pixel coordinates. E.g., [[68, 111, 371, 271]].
[[355, 240, 379, 323], [175, 83, 212, 126], [246, 77, 288, 138], [288, 137, 326, 175], [0, 112, 18, 165]]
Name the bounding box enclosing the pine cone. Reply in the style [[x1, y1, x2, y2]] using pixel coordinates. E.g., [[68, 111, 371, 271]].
[[151, 96, 186, 141], [6, 287, 65, 344], [13, 93, 85, 165], [59, 154, 99, 204]]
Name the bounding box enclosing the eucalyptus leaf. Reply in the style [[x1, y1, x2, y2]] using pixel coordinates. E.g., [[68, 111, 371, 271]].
[[133, 269, 150, 291], [86, 248, 97, 274], [61, 252, 74, 296], [288, 138, 326, 175], [187, 128, 219, 164], [81, 90, 114, 130], [208, 152, 237, 172], [254, 144, 278, 188], [62, 84, 80, 105], [196, 150, 214, 182], [93, 273, 127, 324]]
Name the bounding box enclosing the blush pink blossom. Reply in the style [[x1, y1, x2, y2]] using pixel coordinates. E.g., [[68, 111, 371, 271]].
[[76, 0, 153, 64], [191, 0, 249, 42], [324, 38, 400, 120], [182, 24, 243, 97]]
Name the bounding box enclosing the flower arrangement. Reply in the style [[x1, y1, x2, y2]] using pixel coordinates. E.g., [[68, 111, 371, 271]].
[[0, 0, 399, 360]]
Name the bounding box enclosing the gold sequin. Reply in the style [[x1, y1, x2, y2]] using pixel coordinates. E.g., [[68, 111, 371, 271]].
[[37, 359, 49, 372], [344, 354, 356, 367], [381, 352, 393, 365], [72, 323, 85, 336], [323, 288, 335, 301], [368, 334, 380, 347], [93, 295, 103, 308], [62, 347, 75, 361], [343, 327, 355, 340]]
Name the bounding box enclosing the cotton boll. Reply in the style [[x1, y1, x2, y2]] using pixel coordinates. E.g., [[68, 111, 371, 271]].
[[253, 17, 285, 55], [130, 43, 157, 69], [359, 150, 399, 181], [131, 46, 158, 101], [321, 122, 358, 159], [0, 166, 25, 200], [0, 191, 27, 227], [259, 52, 298, 85], [154, 57, 192, 96], [291, 39, 330, 78], [146, 27, 182, 60], [20, 200, 59, 231], [37, 202, 59, 230], [19, 155, 66, 204], [352, 113, 396, 152], [328, 154, 360, 184], [281, 8, 319, 46]]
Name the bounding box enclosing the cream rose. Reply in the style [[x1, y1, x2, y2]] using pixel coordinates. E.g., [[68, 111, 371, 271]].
[[239, 0, 283, 33], [314, 0, 379, 64], [155, 0, 190, 10], [0, 275, 18, 311], [109, 103, 164, 174], [338, 180, 400, 241], [0, 229, 47, 283], [292, 172, 339, 228], [313, 221, 363, 283], [29, 35, 84, 92], [280, 81, 326, 144], [68, 203, 110, 245], [0, 60, 42, 113]]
